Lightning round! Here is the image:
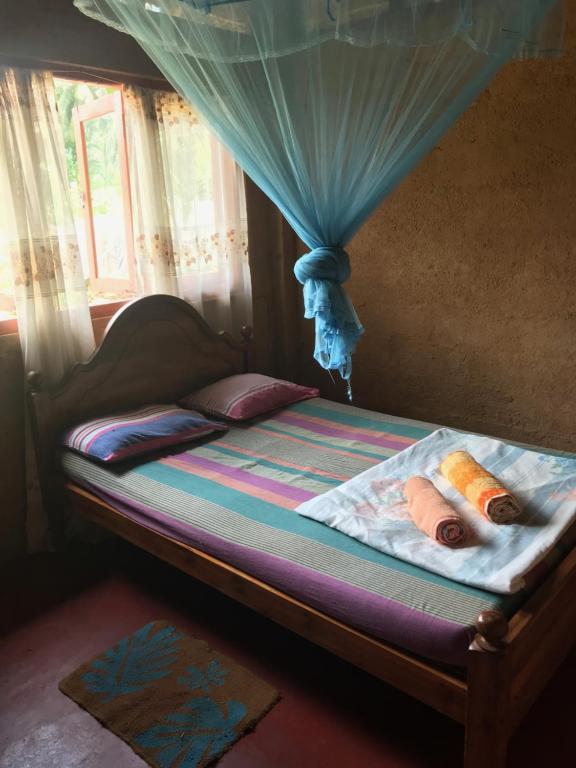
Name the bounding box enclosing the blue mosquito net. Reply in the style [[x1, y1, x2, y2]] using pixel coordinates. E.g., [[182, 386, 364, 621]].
[[74, 0, 564, 396]]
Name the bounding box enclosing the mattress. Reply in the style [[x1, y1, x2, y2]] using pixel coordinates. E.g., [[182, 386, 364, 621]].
[[61, 397, 574, 666]]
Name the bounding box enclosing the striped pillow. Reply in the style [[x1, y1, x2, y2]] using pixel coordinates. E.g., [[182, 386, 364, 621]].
[[63, 405, 227, 463], [179, 374, 319, 421]]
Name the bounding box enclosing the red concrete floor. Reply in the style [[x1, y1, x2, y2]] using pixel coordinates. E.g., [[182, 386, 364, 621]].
[[0, 540, 574, 768]]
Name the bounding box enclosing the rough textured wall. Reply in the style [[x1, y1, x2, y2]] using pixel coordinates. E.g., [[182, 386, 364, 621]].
[[302, 4, 576, 451]]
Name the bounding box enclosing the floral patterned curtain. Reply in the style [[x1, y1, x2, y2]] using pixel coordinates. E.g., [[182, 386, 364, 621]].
[[124, 86, 252, 333], [0, 68, 97, 552], [0, 68, 95, 384]]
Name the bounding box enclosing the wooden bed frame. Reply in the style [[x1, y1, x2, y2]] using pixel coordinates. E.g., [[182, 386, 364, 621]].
[[28, 294, 576, 768]]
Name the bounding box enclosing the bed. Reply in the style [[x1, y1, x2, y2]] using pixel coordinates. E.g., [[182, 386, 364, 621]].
[[28, 294, 576, 768]]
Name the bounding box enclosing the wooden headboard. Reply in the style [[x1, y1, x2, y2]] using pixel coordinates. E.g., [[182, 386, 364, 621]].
[[27, 294, 251, 544]]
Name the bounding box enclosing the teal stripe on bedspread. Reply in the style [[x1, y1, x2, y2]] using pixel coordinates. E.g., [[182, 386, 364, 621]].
[[63, 455, 499, 625], [204, 445, 341, 487], [137, 459, 494, 601], [296, 400, 434, 439], [253, 422, 394, 462]]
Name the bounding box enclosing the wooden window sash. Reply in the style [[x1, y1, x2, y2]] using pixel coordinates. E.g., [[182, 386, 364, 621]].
[[73, 90, 136, 294]]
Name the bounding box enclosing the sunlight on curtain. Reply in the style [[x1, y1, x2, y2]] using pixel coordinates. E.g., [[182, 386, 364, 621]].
[[0, 69, 97, 552], [124, 86, 252, 331], [0, 69, 95, 383], [74, 0, 563, 394]]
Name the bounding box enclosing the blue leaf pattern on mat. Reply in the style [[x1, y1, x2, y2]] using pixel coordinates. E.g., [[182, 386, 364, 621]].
[[134, 697, 247, 768], [82, 623, 182, 703], [178, 660, 227, 693]]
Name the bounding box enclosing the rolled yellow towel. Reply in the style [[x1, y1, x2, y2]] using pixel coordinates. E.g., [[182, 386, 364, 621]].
[[440, 450, 521, 524], [405, 476, 468, 547]]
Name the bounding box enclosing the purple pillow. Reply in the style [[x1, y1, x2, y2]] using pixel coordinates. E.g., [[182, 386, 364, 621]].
[[63, 404, 227, 463], [179, 374, 319, 421]]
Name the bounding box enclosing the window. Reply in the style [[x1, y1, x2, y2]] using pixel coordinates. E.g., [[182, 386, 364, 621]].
[[0, 270, 14, 323], [55, 78, 137, 305], [0, 74, 251, 334], [0, 195, 16, 323], [0, 77, 136, 328]]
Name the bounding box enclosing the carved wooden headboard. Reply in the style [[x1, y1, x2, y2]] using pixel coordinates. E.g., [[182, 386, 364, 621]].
[[27, 294, 251, 543]]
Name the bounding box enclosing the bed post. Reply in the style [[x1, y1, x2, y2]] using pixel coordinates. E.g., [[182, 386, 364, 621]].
[[464, 610, 511, 768], [26, 370, 67, 550], [240, 325, 254, 372]]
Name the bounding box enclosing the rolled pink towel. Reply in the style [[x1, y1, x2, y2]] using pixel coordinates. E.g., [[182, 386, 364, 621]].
[[405, 476, 468, 547]]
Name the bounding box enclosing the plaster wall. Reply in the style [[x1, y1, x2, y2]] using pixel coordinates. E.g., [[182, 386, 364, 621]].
[[302, 3, 576, 451]]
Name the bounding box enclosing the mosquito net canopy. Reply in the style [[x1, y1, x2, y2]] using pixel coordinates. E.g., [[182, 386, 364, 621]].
[[75, 0, 564, 393]]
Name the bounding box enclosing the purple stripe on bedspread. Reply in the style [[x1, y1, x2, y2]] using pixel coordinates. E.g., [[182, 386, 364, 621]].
[[163, 452, 315, 503], [77, 479, 473, 666], [274, 413, 412, 450]]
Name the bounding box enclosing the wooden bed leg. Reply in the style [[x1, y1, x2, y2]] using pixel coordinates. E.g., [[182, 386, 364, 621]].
[[464, 610, 511, 768]]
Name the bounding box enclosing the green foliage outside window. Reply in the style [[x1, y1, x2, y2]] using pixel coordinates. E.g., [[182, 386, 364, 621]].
[[54, 79, 118, 217]]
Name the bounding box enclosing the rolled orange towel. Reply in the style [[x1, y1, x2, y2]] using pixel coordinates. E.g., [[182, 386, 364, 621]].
[[440, 450, 521, 524], [405, 476, 468, 547]]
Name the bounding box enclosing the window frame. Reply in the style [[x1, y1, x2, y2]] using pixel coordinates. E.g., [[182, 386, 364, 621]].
[[73, 89, 137, 295], [0, 71, 180, 337], [0, 301, 131, 337], [0, 317, 18, 335]]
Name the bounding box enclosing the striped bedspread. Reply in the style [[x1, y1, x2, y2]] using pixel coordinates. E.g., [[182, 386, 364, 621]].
[[61, 398, 572, 666]]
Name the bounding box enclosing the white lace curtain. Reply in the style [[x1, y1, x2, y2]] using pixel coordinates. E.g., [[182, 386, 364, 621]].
[[0, 68, 95, 385], [0, 69, 95, 552], [124, 85, 252, 332], [0, 68, 251, 553], [0, 70, 252, 387]]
